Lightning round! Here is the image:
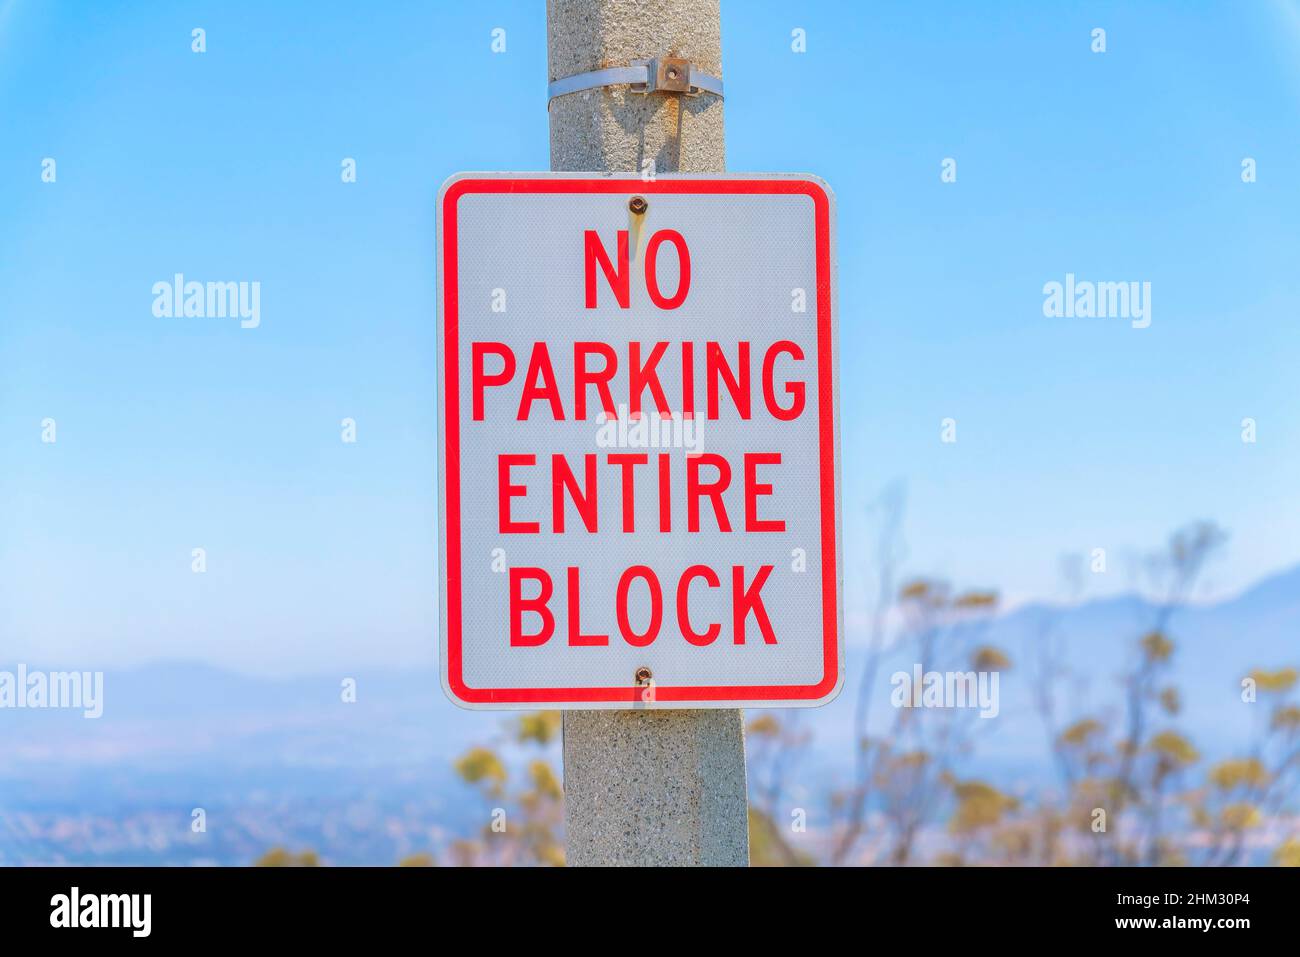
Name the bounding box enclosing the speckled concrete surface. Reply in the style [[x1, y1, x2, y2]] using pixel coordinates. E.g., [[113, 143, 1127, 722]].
[[548, 0, 725, 177], [562, 709, 749, 866], [548, 0, 748, 867]]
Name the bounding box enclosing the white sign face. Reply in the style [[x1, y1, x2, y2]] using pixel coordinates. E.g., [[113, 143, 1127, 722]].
[[437, 172, 841, 710]]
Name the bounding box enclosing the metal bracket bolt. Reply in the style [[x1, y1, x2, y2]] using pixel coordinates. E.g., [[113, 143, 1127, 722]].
[[547, 57, 724, 105]]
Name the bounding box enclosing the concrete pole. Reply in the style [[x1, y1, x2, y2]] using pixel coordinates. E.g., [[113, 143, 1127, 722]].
[[547, 0, 749, 867]]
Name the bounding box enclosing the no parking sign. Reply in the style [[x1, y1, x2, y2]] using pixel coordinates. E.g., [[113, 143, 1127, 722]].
[[437, 173, 842, 709]]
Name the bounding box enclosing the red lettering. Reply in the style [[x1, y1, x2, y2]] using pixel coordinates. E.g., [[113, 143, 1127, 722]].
[[732, 565, 776, 645], [644, 229, 691, 309], [658, 453, 672, 532], [680, 341, 695, 419], [677, 565, 721, 646], [498, 454, 538, 533], [518, 343, 564, 420], [567, 566, 607, 646], [617, 565, 663, 647], [472, 342, 515, 421], [629, 341, 671, 418], [763, 341, 806, 421], [607, 453, 647, 532], [510, 567, 554, 646], [574, 342, 618, 420], [687, 453, 732, 532], [584, 230, 630, 309], [551, 454, 597, 532], [744, 452, 784, 532], [707, 341, 751, 420]]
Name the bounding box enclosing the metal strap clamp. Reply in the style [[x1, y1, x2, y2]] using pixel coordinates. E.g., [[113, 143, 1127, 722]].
[[548, 57, 724, 105]]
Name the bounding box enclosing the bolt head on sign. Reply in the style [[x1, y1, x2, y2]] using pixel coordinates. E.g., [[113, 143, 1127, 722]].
[[437, 172, 842, 710]]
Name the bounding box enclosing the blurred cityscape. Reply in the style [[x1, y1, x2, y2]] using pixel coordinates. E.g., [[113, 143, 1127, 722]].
[[4, 548, 1297, 866]]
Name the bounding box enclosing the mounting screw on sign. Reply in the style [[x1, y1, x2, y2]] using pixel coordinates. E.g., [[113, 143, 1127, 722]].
[[636, 666, 656, 705], [436, 172, 843, 710]]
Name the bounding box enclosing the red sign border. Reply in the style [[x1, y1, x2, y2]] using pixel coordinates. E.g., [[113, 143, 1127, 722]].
[[439, 174, 840, 707]]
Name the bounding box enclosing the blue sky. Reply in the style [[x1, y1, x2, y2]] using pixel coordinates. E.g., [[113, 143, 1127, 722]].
[[2, 0, 1297, 674]]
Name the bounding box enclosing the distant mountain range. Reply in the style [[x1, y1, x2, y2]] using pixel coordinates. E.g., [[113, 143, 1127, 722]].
[[816, 562, 1300, 774]]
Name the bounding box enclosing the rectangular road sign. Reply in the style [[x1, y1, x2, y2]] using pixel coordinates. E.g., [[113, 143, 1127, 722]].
[[437, 172, 841, 709]]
